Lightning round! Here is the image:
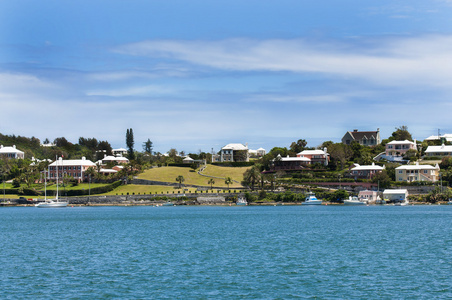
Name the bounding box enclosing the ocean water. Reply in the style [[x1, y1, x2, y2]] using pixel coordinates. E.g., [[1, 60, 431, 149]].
[[1, 205, 451, 299]]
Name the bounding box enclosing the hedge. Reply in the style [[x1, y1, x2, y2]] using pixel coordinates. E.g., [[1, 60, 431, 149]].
[[211, 162, 255, 167]]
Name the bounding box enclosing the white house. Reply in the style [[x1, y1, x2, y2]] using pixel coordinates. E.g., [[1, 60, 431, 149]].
[[97, 155, 129, 165], [271, 155, 310, 171], [383, 189, 409, 203], [425, 144, 452, 157], [218, 143, 249, 162], [112, 148, 128, 157], [0, 145, 25, 159]]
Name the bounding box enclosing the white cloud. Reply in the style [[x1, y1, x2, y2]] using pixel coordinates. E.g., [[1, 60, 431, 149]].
[[115, 35, 452, 88]]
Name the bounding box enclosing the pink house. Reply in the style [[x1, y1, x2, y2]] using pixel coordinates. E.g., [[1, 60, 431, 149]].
[[48, 157, 96, 182], [385, 140, 417, 157], [296, 148, 329, 166]]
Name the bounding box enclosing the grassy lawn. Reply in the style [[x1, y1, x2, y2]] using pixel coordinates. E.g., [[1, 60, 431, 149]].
[[137, 165, 249, 188], [100, 184, 239, 196]]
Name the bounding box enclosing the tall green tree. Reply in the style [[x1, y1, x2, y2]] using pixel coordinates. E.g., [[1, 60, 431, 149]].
[[143, 139, 153, 154], [126, 128, 135, 160]]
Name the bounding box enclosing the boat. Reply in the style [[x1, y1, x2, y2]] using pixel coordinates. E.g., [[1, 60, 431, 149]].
[[35, 160, 68, 208], [162, 201, 175, 206], [448, 198, 452, 205], [236, 197, 247, 206], [394, 200, 409, 206], [343, 196, 366, 205], [302, 192, 323, 205]]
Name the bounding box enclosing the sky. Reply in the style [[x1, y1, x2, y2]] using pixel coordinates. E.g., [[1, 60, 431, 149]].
[[1, 0, 452, 154]]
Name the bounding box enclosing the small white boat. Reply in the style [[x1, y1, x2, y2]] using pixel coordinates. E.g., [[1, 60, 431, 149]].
[[343, 196, 366, 205], [236, 197, 247, 206], [302, 192, 323, 205], [35, 199, 68, 208], [36, 162, 68, 208], [394, 200, 409, 206], [162, 201, 175, 206], [448, 198, 452, 205]]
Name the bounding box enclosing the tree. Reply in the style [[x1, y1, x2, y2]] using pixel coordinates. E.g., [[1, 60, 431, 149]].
[[372, 170, 392, 189], [143, 139, 153, 154], [225, 177, 233, 190], [208, 178, 215, 189], [290, 139, 307, 154], [391, 125, 413, 141], [242, 166, 261, 190], [126, 128, 135, 160], [176, 175, 185, 189]]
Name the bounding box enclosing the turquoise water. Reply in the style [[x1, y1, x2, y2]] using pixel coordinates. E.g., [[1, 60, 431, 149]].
[[1, 205, 451, 299]]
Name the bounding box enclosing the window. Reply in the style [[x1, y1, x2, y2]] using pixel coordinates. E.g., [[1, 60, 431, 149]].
[[398, 170, 403, 174], [423, 170, 428, 174]]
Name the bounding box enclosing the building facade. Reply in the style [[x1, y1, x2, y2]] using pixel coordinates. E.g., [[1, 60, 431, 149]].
[[342, 129, 381, 146], [349, 163, 385, 179], [0, 145, 24, 159], [48, 157, 96, 182], [296, 148, 329, 166], [395, 163, 440, 183], [385, 140, 417, 156]]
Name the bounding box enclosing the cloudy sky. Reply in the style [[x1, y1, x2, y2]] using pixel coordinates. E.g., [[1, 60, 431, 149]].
[[1, 0, 452, 154]]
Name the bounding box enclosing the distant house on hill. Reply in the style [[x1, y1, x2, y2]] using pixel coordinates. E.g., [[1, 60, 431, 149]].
[[271, 155, 310, 171], [213, 143, 249, 162], [0, 145, 24, 159], [349, 163, 385, 179], [112, 148, 128, 157], [296, 148, 329, 166], [425, 144, 452, 158], [395, 162, 439, 183], [342, 129, 381, 146]]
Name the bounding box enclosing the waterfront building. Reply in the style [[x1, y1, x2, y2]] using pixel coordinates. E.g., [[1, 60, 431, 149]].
[[342, 129, 381, 146], [48, 157, 96, 182], [358, 190, 379, 203], [0, 145, 24, 159], [383, 189, 409, 202], [395, 162, 439, 183]]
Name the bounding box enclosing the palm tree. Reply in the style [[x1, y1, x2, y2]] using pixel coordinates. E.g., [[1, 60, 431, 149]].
[[176, 175, 185, 189], [225, 177, 233, 190], [208, 178, 215, 189]]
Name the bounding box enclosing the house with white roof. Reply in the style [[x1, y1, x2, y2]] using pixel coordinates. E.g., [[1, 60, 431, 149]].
[[48, 157, 96, 182], [395, 162, 440, 183], [425, 144, 452, 158], [97, 155, 129, 165], [385, 140, 417, 156], [358, 190, 379, 203], [424, 134, 452, 143], [296, 148, 329, 166], [383, 189, 409, 203], [216, 143, 249, 162], [112, 148, 128, 157], [349, 163, 385, 179], [249, 147, 266, 158], [0, 145, 25, 159], [271, 154, 310, 171]]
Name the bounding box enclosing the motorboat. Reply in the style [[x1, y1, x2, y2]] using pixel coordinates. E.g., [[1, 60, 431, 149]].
[[302, 192, 323, 205], [343, 196, 366, 205], [394, 200, 409, 206]]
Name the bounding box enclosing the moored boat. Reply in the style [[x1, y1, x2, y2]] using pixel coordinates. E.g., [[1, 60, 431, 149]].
[[343, 196, 366, 205], [302, 192, 323, 205], [35, 159, 68, 208], [236, 197, 247, 205]]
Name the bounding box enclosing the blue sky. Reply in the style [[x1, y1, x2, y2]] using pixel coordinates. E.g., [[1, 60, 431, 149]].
[[1, 0, 452, 154]]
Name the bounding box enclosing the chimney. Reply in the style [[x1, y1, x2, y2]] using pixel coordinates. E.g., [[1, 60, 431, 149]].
[[353, 129, 358, 132]]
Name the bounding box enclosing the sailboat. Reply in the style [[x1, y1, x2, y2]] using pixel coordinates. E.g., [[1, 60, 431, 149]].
[[36, 158, 68, 208]]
